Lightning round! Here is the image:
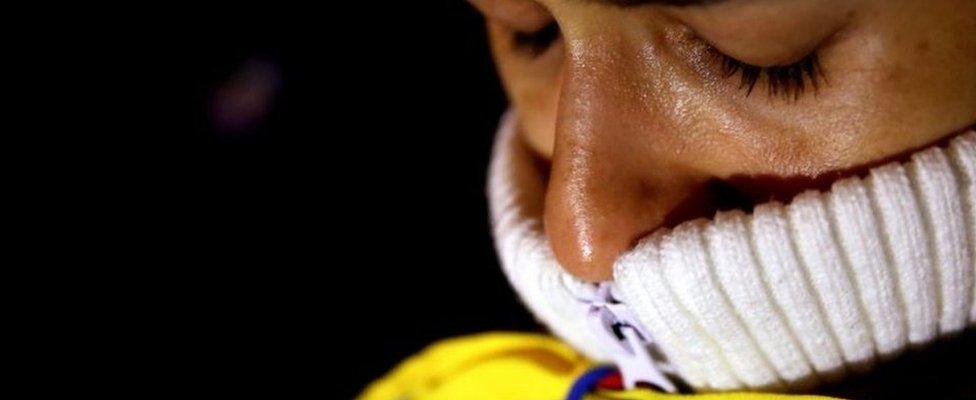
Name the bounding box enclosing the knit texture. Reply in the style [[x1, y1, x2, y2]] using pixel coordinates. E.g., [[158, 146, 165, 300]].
[[487, 110, 976, 392]]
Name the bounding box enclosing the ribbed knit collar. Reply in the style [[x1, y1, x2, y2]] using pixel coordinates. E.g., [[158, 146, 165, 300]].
[[488, 110, 976, 392]]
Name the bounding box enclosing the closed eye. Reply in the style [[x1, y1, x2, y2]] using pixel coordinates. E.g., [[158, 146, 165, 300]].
[[715, 49, 826, 101], [512, 21, 561, 57]]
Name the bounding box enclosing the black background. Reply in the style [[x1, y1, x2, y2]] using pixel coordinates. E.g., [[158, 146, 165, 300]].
[[154, 1, 541, 398], [24, 2, 976, 398]]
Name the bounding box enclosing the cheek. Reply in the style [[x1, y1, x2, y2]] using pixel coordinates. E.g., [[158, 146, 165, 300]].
[[796, 1, 976, 165], [517, 75, 560, 159], [684, 13, 976, 181], [489, 23, 564, 159]]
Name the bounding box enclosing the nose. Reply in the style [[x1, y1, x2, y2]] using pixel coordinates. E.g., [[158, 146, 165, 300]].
[[543, 33, 707, 282]]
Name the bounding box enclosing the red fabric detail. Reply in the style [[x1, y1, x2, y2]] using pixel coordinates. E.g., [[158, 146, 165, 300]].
[[596, 371, 624, 390]]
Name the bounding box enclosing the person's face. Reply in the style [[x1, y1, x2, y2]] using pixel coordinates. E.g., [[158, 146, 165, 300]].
[[470, 0, 976, 281]]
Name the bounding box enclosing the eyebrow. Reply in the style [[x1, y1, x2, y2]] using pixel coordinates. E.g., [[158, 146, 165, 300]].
[[586, 0, 727, 6]]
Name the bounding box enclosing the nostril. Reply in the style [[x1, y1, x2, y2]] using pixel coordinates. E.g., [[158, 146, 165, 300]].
[[545, 176, 761, 282], [706, 179, 757, 212], [659, 179, 755, 232]]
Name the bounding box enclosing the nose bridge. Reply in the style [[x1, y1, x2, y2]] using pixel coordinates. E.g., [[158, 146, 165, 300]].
[[544, 28, 696, 282], [556, 28, 640, 167]]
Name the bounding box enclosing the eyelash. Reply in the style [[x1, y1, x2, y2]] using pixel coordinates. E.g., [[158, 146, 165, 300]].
[[511, 22, 826, 100], [512, 21, 561, 57], [716, 50, 826, 100]]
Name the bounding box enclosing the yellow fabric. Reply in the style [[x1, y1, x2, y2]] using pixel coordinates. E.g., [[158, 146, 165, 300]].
[[357, 333, 840, 400]]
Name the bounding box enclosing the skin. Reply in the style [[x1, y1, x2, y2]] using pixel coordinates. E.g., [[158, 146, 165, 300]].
[[469, 0, 976, 282]]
